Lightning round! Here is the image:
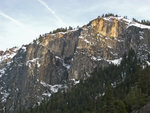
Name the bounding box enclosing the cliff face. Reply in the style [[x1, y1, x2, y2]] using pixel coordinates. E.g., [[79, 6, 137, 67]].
[[90, 17, 125, 38], [1, 16, 150, 112]]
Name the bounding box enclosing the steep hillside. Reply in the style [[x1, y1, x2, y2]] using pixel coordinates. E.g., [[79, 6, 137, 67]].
[[22, 49, 150, 113], [1, 16, 150, 112]]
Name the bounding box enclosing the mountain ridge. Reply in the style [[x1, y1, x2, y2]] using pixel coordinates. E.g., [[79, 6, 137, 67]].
[[1, 15, 150, 112]]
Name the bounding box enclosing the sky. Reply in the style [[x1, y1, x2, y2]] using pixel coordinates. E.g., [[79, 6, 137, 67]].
[[0, 0, 150, 50]]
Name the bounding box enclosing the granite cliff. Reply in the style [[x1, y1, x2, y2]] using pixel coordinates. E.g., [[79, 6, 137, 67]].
[[1, 16, 150, 112]]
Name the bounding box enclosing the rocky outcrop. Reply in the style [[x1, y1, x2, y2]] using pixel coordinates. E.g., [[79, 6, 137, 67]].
[[90, 17, 127, 38], [1, 16, 150, 112]]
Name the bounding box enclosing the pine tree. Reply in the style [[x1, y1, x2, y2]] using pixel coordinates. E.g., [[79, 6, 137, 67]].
[[102, 83, 115, 113]]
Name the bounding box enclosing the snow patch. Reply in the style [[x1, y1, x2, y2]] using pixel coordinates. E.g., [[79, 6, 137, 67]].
[[107, 58, 122, 65], [117, 39, 124, 42], [84, 39, 90, 44], [146, 61, 150, 66], [91, 56, 102, 61], [139, 31, 144, 35], [103, 16, 130, 23], [42, 92, 51, 97], [0, 67, 6, 78], [71, 79, 80, 85], [128, 22, 150, 29], [108, 46, 112, 49], [0, 48, 19, 63], [140, 36, 144, 40], [39, 80, 65, 93], [79, 36, 91, 44], [1, 91, 9, 102], [26, 58, 41, 68], [86, 72, 91, 77], [21, 46, 27, 52], [79, 36, 84, 39], [40, 80, 51, 87], [103, 16, 150, 29], [100, 92, 105, 96], [37, 62, 41, 68], [55, 56, 61, 59], [111, 82, 117, 88], [105, 37, 113, 40], [63, 62, 71, 70]]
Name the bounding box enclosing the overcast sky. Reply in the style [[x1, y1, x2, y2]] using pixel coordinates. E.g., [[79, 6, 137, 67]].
[[0, 0, 150, 50]]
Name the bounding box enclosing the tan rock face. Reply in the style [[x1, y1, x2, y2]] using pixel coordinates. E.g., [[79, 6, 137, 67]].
[[91, 18, 124, 38], [98, 18, 107, 36], [43, 37, 51, 46], [91, 18, 99, 27], [92, 18, 106, 36], [111, 19, 119, 38], [26, 44, 34, 60], [57, 33, 64, 38]]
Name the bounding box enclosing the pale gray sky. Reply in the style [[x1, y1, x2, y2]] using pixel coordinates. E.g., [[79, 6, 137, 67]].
[[0, 0, 150, 50]]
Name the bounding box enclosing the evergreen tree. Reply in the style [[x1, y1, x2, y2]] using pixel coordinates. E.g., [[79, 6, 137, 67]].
[[102, 83, 115, 113]]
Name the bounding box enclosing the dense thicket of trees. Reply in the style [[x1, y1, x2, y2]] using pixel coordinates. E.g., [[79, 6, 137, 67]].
[[101, 13, 119, 17], [49, 26, 73, 34], [132, 18, 150, 26], [33, 26, 74, 44], [21, 49, 150, 113], [141, 20, 150, 26]]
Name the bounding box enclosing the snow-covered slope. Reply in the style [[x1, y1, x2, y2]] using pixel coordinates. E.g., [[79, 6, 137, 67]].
[[104, 16, 150, 29], [0, 47, 19, 63]]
